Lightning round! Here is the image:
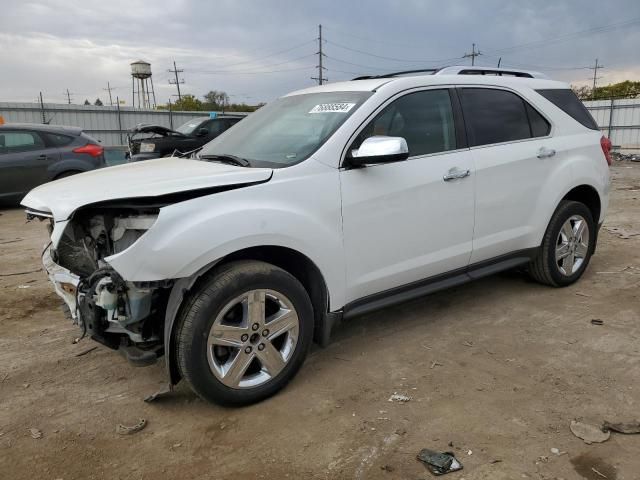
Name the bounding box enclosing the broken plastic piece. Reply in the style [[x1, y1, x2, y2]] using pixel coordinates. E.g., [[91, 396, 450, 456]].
[[417, 449, 463, 475], [570, 420, 610, 444], [144, 383, 174, 403], [115, 418, 146, 435]]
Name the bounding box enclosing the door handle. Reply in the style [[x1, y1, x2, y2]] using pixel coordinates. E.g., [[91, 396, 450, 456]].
[[37, 154, 48, 160], [443, 168, 471, 181], [537, 147, 556, 159]]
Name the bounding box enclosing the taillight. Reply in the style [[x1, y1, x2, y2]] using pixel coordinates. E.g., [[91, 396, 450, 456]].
[[73, 143, 104, 157], [600, 136, 612, 166]]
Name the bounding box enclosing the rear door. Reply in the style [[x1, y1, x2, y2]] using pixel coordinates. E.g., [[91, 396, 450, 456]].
[[0, 130, 59, 201], [458, 87, 567, 263]]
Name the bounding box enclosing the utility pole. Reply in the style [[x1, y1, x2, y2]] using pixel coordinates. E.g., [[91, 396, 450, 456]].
[[589, 58, 604, 100], [463, 43, 482, 66], [64, 89, 72, 104], [39, 92, 46, 124], [311, 24, 327, 85], [104, 82, 114, 106], [497, 57, 502, 68], [168, 60, 184, 101]]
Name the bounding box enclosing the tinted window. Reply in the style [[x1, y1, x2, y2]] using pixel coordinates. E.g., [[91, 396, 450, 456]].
[[536, 89, 599, 130], [0, 131, 45, 153], [205, 120, 225, 135], [351, 89, 457, 157], [525, 103, 551, 137], [460, 88, 531, 146], [44, 132, 74, 147]]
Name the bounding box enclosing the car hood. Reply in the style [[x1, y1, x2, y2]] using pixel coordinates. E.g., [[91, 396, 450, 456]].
[[21, 157, 273, 220], [129, 123, 186, 137]]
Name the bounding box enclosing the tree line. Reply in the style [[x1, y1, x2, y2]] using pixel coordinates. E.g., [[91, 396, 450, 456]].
[[572, 80, 640, 101]]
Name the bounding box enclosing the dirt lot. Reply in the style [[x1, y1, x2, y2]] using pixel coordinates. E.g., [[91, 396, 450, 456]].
[[1, 164, 639, 480]]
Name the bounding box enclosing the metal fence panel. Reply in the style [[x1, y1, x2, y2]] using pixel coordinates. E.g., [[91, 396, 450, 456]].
[[0, 102, 245, 147], [584, 98, 640, 150], [2, 99, 638, 149]]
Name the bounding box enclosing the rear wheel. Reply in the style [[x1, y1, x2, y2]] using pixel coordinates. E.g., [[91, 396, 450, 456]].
[[175, 260, 313, 406], [529, 200, 595, 287]]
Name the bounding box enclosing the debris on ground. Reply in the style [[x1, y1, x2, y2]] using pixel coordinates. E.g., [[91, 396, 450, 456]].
[[379, 464, 394, 472], [417, 449, 463, 475], [604, 226, 640, 239], [0, 268, 43, 277], [388, 392, 411, 403], [611, 151, 640, 162], [602, 420, 640, 434], [575, 292, 592, 297], [115, 418, 147, 435], [430, 361, 443, 369], [74, 346, 97, 357], [570, 420, 610, 444], [550, 447, 567, 456], [29, 428, 42, 439], [591, 319, 604, 326]]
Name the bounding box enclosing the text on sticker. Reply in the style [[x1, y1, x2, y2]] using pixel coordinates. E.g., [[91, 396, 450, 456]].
[[309, 103, 356, 114]]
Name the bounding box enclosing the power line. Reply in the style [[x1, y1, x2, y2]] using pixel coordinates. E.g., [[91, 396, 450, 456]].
[[185, 39, 316, 71], [462, 43, 482, 66], [188, 65, 315, 76], [485, 17, 640, 55], [189, 53, 315, 74], [168, 60, 184, 101], [325, 39, 462, 64], [311, 24, 327, 85]]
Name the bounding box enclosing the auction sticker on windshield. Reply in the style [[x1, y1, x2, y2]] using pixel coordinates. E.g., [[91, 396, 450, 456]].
[[309, 103, 356, 114]]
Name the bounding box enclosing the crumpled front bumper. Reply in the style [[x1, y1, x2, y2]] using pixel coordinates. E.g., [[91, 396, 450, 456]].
[[43, 246, 80, 321]]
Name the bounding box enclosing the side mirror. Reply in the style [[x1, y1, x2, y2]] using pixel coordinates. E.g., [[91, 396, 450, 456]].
[[196, 128, 209, 137], [346, 136, 409, 168]]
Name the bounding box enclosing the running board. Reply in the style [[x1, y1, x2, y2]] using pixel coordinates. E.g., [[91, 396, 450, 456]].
[[343, 250, 535, 319]]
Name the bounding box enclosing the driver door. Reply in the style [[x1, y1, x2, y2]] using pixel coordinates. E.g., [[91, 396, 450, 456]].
[[340, 88, 475, 304]]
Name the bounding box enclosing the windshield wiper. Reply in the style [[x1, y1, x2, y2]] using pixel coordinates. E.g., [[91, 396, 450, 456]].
[[199, 154, 251, 167]]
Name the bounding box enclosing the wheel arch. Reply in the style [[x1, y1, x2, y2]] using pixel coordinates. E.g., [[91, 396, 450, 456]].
[[163, 245, 340, 385], [561, 184, 601, 225]]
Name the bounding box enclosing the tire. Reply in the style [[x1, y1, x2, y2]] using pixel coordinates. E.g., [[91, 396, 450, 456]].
[[175, 260, 314, 406], [529, 200, 595, 287], [54, 170, 81, 180]]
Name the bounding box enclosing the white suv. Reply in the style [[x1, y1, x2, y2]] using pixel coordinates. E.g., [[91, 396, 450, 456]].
[[22, 67, 612, 406]]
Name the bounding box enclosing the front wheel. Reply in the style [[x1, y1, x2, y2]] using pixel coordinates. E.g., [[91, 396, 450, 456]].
[[175, 260, 314, 406], [529, 200, 595, 287]]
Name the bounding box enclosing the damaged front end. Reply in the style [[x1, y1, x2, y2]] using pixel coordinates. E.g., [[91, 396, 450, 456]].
[[37, 207, 171, 366]]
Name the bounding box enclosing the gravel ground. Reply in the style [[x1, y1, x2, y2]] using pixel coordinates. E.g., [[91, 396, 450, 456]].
[[1, 163, 639, 480]]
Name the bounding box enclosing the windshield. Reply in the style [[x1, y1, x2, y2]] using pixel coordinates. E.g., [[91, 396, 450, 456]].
[[175, 118, 208, 135], [199, 91, 372, 167]]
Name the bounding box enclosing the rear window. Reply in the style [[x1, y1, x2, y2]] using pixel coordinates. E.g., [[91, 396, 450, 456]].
[[536, 89, 599, 130], [44, 132, 74, 147]]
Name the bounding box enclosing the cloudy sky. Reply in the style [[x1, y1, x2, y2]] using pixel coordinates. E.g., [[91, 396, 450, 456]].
[[1, 0, 639, 106]]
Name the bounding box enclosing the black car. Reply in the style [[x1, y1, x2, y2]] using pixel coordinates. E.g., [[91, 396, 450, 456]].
[[128, 115, 244, 162], [0, 123, 105, 204]]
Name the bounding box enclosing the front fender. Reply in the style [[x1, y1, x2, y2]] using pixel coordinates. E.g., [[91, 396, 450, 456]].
[[106, 161, 346, 309]]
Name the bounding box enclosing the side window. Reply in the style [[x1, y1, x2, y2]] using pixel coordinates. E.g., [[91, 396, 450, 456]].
[[351, 89, 457, 157], [460, 88, 532, 146], [44, 132, 74, 147], [536, 88, 599, 130], [525, 103, 551, 137], [0, 131, 45, 154]]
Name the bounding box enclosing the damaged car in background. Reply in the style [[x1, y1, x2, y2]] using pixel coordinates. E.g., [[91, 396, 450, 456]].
[[128, 114, 244, 162], [22, 66, 610, 406]]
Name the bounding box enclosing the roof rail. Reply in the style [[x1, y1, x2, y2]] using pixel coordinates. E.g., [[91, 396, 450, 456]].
[[435, 66, 548, 79], [351, 65, 549, 81], [352, 68, 440, 80]]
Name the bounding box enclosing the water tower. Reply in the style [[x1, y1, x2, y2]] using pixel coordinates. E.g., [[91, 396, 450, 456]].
[[131, 60, 156, 109]]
